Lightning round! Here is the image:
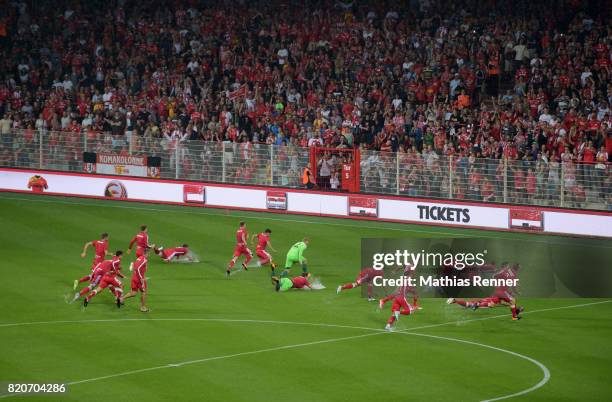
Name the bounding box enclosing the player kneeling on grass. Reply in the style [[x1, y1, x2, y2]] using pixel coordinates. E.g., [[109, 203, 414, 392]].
[[154, 244, 193, 263], [337, 267, 383, 301], [275, 237, 309, 279], [272, 273, 313, 291], [122, 248, 150, 312], [83, 251, 125, 308]]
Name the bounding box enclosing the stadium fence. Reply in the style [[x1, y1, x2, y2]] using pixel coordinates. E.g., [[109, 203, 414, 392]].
[[0, 129, 609, 210]]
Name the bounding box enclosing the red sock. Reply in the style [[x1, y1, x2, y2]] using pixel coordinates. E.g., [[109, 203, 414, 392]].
[[244, 255, 252, 265], [86, 289, 98, 302], [260, 257, 270, 265], [341, 283, 354, 290], [455, 299, 467, 306], [400, 308, 411, 316], [511, 305, 517, 318], [413, 296, 418, 306], [79, 286, 91, 297], [387, 315, 396, 325], [114, 289, 122, 298], [78, 275, 91, 283], [229, 260, 236, 269], [367, 284, 374, 298], [382, 294, 394, 303], [478, 300, 491, 308]]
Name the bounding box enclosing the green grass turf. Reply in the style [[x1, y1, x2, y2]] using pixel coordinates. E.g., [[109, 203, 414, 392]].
[[0, 192, 611, 402]]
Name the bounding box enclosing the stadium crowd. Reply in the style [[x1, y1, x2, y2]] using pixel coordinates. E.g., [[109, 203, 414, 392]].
[[0, 0, 610, 207]]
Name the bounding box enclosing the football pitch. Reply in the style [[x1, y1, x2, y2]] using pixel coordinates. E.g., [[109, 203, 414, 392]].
[[0, 192, 611, 402]]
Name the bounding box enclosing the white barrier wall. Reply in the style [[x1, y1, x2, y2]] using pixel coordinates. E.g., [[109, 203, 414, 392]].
[[379, 199, 509, 229], [543, 212, 612, 238], [1, 168, 611, 238]]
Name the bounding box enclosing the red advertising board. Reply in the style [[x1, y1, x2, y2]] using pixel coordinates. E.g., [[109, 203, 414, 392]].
[[183, 185, 205, 203], [348, 196, 378, 217], [267, 191, 287, 210], [509, 208, 543, 230]]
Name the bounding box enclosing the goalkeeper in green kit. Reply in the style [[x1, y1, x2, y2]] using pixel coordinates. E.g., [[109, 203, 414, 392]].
[[274, 238, 310, 278]]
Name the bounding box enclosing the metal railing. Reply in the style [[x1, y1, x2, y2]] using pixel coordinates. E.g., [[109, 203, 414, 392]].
[[359, 149, 610, 210], [0, 129, 609, 210]]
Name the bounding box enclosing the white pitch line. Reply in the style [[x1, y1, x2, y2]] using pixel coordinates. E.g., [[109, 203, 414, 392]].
[[0, 300, 609, 331], [399, 332, 551, 402], [67, 331, 382, 386], [0, 318, 380, 331], [1, 300, 610, 401]]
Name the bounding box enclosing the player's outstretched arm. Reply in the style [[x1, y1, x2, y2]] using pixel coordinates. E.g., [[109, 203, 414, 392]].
[[127, 237, 136, 253], [81, 242, 92, 258]]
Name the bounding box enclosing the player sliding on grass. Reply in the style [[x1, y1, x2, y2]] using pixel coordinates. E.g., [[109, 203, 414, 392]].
[[447, 263, 524, 320], [154, 244, 193, 263], [122, 248, 149, 312], [227, 221, 253, 277], [275, 237, 310, 278], [73, 232, 111, 289], [83, 251, 125, 308], [128, 225, 154, 257], [337, 267, 383, 301], [272, 273, 313, 291], [252, 229, 277, 271]]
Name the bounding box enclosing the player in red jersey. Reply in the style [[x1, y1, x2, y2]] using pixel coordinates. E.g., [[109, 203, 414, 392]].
[[70, 258, 111, 303], [382, 273, 416, 331], [226, 221, 252, 277], [27, 175, 48, 193], [83, 251, 125, 308], [73, 233, 111, 290], [336, 267, 383, 301], [154, 244, 192, 263], [128, 225, 154, 257], [379, 266, 420, 309], [72, 251, 123, 303], [447, 263, 523, 320], [448, 296, 503, 309], [272, 273, 313, 291], [251, 229, 277, 269], [121, 248, 149, 312]]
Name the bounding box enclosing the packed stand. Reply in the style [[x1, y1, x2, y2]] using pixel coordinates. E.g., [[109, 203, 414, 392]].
[[0, 0, 610, 208]]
